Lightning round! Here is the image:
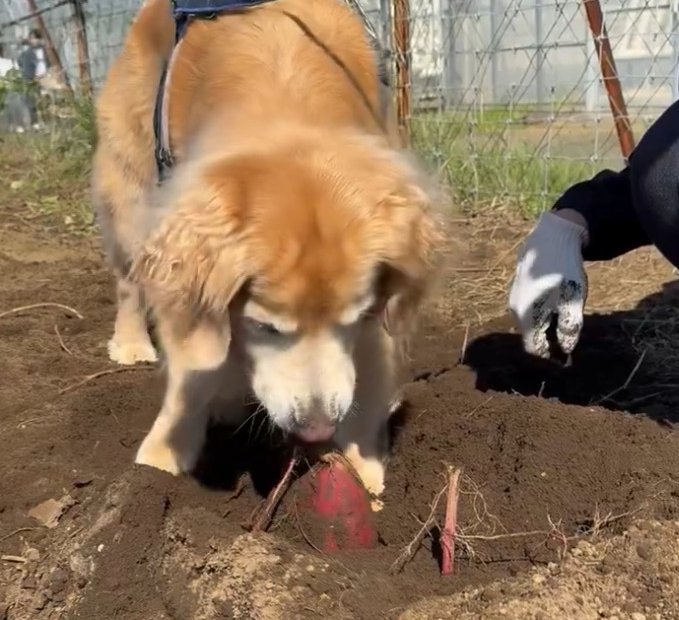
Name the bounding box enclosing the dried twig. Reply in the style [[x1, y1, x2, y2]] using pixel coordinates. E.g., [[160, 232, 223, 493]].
[[458, 323, 470, 364], [390, 483, 448, 574], [585, 504, 644, 539], [0, 528, 36, 544], [251, 450, 299, 532], [1, 555, 27, 563], [222, 477, 248, 518], [293, 501, 326, 555], [59, 366, 155, 395], [440, 466, 462, 575], [0, 303, 83, 320], [54, 324, 73, 355], [465, 395, 494, 418], [594, 349, 647, 405]]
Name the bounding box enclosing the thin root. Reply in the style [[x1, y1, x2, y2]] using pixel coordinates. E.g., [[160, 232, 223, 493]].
[[59, 365, 155, 395], [54, 324, 74, 355], [390, 480, 448, 574], [250, 450, 299, 532], [0, 303, 84, 320]]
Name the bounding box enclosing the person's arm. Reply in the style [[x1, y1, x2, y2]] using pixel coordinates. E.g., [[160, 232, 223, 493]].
[[552, 167, 650, 261]]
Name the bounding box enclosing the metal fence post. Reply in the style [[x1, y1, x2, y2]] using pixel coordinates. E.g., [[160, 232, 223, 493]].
[[534, 0, 544, 107], [392, 0, 412, 141], [583, 0, 635, 160], [441, 0, 457, 107], [489, 0, 499, 104], [585, 18, 598, 113], [671, 0, 679, 102]]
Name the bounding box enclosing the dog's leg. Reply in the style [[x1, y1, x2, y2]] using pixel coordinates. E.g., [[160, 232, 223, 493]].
[[108, 275, 159, 365], [135, 312, 234, 475], [335, 323, 397, 510]]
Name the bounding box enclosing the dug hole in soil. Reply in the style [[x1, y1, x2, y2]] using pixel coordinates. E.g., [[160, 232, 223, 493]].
[[2, 220, 679, 619]]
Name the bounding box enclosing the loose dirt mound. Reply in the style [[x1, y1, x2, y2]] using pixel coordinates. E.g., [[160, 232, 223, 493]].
[[2, 216, 679, 619]]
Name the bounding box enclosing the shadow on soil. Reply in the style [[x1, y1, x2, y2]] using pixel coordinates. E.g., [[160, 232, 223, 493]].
[[465, 280, 679, 425]]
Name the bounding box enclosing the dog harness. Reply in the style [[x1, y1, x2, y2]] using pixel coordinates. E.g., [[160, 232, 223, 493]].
[[153, 0, 276, 183], [153, 0, 390, 184]]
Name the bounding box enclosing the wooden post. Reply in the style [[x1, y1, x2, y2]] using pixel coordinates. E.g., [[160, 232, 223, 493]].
[[392, 0, 411, 143], [24, 0, 72, 94], [70, 0, 92, 96], [583, 0, 635, 161]]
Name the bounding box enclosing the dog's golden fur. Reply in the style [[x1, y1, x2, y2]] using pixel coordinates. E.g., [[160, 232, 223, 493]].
[[93, 0, 444, 501]]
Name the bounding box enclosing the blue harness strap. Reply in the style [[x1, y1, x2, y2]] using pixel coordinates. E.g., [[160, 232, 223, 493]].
[[173, 0, 276, 15], [153, 0, 388, 184], [153, 0, 274, 183]]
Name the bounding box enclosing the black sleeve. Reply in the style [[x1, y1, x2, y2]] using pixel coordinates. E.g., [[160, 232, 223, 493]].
[[553, 166, 650, 261]]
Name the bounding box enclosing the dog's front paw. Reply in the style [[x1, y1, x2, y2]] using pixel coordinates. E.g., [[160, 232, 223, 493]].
[[135, 435, 186, 475], [108, 337, 158, 365], [350, 458, 385, 512]]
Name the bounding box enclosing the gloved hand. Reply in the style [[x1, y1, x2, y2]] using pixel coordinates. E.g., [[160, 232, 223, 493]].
[[508, 210, 589, 358]]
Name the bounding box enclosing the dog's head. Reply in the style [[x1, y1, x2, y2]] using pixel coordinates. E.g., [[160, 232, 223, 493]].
[[133, 134, 444, 441]]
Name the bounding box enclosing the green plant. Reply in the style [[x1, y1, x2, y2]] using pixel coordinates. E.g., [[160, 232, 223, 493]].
[[411, 109, 603, 216]]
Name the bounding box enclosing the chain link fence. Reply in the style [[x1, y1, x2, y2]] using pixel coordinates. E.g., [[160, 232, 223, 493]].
[[1, 0, 677, 212]]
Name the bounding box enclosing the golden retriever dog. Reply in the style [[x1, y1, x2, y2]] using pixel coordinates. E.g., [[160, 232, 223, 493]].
[[92, 0, 444, 501]]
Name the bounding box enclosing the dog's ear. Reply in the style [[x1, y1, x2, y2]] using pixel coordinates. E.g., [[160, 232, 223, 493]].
[[130, 175, 250, 317], [372, 176, 446, 338]]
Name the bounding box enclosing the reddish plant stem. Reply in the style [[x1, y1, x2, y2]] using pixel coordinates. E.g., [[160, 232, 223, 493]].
[[251, 451, 298, 532], [440, 467, 461, 575]]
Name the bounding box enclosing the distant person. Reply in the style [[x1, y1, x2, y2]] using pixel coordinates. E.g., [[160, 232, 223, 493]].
[[16, 32, 47, 129], [17, 37, 36, 83], [28, 29, 49, 79], [508, 98, 679, 359]]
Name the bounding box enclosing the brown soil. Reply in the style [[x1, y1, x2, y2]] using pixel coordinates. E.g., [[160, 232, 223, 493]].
[[2, 207, 679, 620]]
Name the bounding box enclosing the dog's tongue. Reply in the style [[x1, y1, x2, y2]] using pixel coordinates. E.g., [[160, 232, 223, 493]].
[[294, 422, 336, 443]]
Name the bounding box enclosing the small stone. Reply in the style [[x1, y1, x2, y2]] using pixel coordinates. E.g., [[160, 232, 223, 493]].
[[481, 588, 499, 602], [51, 590, 66, 603], [306, 564, 315, 572], [598, 563, 613, 575], [577, 540, 595, 557], [636, 543, 653, 561], [631, 614, 646, 620], [25, 548, 40, 562], [49, 568, 69, 593], [32, 592, 49, 611], [76, 576, 87, 589], [21, 576, 38, 590], [532, 573, 546, 586], [28, 495, 76, 529]]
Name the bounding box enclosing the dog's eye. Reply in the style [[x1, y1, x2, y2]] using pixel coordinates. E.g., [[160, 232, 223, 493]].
[[245, 318, 281, 336]]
